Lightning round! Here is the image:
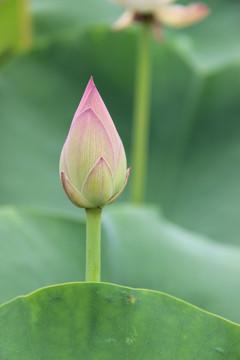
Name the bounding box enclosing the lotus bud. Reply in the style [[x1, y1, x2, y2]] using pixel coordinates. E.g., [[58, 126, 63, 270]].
[[60, 77, 130, 209]]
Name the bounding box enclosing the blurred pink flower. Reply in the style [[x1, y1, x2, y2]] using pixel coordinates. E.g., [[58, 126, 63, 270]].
[[110, 0, 210, 32]]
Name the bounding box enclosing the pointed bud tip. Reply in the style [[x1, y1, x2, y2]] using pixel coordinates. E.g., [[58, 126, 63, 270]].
[[126, 167, 131, 180], [75, 106, 93, 118], [76, 107, 102, 125], [126, 167, 131, 178], [89, 76, 95, 86], [85, 76, 96, 94]]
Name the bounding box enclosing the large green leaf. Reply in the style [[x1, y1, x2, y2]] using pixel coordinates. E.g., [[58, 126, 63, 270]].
[[1, 282, 239, 359], [1, 205, 240, 323]]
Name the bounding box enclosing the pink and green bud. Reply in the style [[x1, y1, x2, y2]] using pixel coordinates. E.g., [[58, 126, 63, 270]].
[[60, 77, 130, 209]]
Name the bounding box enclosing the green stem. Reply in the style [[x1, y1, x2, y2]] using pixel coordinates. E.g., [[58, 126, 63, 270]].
[[85, 208, 102, 282], [131, 23, 152, 204]]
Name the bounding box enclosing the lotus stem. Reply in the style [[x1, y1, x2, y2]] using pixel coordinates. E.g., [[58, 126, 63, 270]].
[[85, 208, 102, 282], [131, 22, 152, 204]]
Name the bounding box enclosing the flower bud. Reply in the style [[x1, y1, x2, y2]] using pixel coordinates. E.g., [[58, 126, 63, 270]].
[[60, 77, 130, 208]]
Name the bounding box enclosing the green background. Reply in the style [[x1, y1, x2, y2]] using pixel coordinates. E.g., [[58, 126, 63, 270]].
[[0, 0, 240, 340]]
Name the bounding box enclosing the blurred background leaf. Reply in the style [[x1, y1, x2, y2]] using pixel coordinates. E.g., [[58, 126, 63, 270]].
[[0, 0, 32, 64], [31, 0, 121, 38], [0, 0, 240, 323], [1, 205, 240, 323]]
